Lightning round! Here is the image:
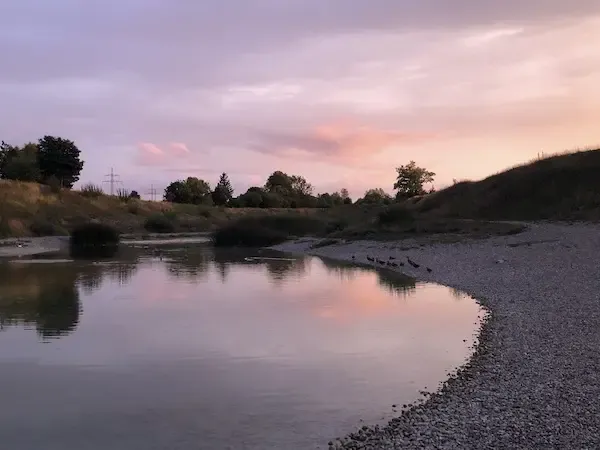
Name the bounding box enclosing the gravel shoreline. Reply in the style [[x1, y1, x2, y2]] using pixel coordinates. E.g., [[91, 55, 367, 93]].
[[273, 222, 600, 449]]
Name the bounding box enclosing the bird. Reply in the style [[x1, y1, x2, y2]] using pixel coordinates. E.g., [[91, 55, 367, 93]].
[[399, 262, 405, 267], [390, 262, 399, 268], [377, 259, 386, 266], [407, 257, 420, 268], [352, 255, 356, 260], [388, 256, 396, 260], [367, 256, 375, 262], [426, 267, 432, 273]]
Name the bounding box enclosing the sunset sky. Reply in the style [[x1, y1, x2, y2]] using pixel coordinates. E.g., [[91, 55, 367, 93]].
[[1, 1, 599, 199]]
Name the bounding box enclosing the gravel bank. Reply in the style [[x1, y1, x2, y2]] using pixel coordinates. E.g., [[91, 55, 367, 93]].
[[0, 236, 69, 258], [273, 223, 600, 449]]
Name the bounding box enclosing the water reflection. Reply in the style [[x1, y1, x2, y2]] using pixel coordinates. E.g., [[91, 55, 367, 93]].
[[0, 243, 482, 450], [319, 258, 416, 297], [0, 263, 82, 339]]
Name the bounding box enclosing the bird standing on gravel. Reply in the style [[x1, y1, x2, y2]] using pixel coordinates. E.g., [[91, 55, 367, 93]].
[[367, 256, 375, 262], [407, 257, 420, 268], [426, 267, 432, 273]]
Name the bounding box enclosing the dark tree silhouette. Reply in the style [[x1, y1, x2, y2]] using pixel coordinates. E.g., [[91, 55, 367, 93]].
[[37, 136, 84, 189], [212, 172, 234, 206]]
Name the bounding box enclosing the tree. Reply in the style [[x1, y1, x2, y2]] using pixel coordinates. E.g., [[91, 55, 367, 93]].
[[360, 188, 392, 205], [0, 142, 40, 182], [340, 188, 350, 200], [164, 177, 211, 204], [265, 171, 292, 193], [290, 175, 313, 196], [37, 136, 84, 189], [393, 161, 435, 198], [212, 172, 234, 206], [129, 190, 141, 199]]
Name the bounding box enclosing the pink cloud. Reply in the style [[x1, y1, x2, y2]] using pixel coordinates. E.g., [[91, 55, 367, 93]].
[[135, 142, 192, 166], [250, 121, 438, 163], [169, 142, 191, 156]]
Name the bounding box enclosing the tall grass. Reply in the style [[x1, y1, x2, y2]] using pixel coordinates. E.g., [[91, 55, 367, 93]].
[[80, 183, 104, 198]]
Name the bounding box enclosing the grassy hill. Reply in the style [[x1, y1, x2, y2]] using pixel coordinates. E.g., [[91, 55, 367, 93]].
[[406, 149, 600, 221], [0, 180, 318, 238]]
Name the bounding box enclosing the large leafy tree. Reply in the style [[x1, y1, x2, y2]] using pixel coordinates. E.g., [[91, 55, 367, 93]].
[[360, 188, 392, 205], [37, 136, 84, 188], [164, 177, 211, 204], [394, 161, 435, 198], [211, 172, 234, 206]]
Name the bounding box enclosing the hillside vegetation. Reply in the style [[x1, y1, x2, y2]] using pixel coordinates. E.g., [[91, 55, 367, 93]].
[[405, 149, 600, 221], [0, 180, 328, 238]]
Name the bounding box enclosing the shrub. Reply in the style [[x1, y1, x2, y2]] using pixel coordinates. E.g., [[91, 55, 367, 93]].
[[198, 206, 212, 218], [80, 183, 104, 198], [46, 175, 62, 194], [211, 214, 326, 247], [377, 205, 414, 226], [29, 219, 65, 236], [144, 214, 175, 233], [127, 200, 141, 214], [69, 222, 120, 258], [163, 210, 178, 221], [212, 221, 288, 247], [116, 188, 130, 203]]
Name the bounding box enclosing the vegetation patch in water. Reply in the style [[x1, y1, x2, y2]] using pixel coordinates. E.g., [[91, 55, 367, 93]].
[[212, 215, 326, 247], [69, 222, 120, 258]]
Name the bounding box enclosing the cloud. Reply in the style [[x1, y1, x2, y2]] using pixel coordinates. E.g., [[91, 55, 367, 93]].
[[136, 142, 192, 166], [251, 122, 437, 162], [1, 1, 600, 196]]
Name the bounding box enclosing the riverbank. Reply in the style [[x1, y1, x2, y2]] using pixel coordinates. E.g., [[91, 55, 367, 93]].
[[272, 222, 600, 449]]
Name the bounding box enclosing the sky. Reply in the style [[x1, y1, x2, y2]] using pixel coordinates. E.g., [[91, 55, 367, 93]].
[[1, 1, 599, 199]]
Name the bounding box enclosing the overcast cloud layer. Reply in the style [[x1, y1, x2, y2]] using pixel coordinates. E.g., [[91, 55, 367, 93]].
[[1, 0, 599, 197]]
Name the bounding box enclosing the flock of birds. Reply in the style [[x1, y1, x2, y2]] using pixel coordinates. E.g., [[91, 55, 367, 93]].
[[352, 254, 433, 273]]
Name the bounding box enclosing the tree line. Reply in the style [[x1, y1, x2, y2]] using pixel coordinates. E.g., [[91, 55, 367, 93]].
[[1, 135, 436, 207], [0, 136, 84, 189], [165, 161, 435, 208]]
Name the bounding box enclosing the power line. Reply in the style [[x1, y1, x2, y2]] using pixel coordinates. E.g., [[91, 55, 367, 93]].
[[146, 184, 159, 201], [102, 167, 123, 196]]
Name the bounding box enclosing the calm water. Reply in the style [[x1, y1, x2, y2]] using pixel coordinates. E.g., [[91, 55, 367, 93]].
[[0, 244, 482, 450]]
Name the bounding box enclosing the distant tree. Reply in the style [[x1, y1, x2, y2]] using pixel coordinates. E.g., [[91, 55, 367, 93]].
[[0, 142, 40, 182], [290, 175, 313, 196], [360, 188, 392, 205], [212, 172, 234, 206], [164, 177, 211, 204], [340, 188, 350, 200], [394, 161, 435, 199], [316, 193, 333, 208], [238, 188, 264, 207], [37, 136, 84, 189], [265, 171, 313, 197], [265, 171, 292, 193], [129, 190, 141, 199]]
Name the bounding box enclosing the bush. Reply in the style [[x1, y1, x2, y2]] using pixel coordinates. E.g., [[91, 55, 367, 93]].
[[80, 183, 104, 198], [211, 214, 326, 247], [29, 219, 65, 236], [116, 188, 130, 202], [69, 222, 120, 258], [46, 175, 62, 194], [127, 200, 141, 214], [144, 214, 176, 233], [212, 221, 288, 247], [377, 205, 415, 225]]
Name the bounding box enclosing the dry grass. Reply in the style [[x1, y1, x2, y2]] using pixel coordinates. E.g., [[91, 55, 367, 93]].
[[408, 148, 600, 221], [0, 180, 336, 238]]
